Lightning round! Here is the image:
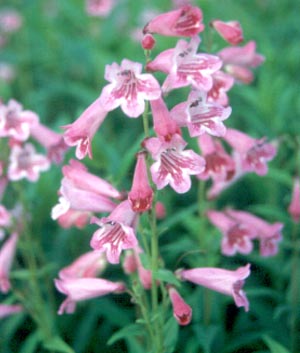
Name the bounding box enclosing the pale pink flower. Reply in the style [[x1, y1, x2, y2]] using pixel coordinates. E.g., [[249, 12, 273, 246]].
[[288, 177, 300, 223], [225, 209, 283, 257], [218, 41, 265, 84], [8, 143, 50, 182], [54, 277, 125, 314], [122, 251, 138, 274], [143, 5, 204, 37], [62, 97, 107, 159], [0, 63, 16, 83], [207, 71, 234, 106], [128, 152, 153, 212], [59, 251, 107, 280], [57, 209, 91, 229], [85, 0, 114, 17], [211, 20, 243, 45], [0, 232, 18, 293], [223, 128, 276, 176], [144, 134, 205, 193], [168, 287, 192, 326], [99, 59, 161, 118], [0, 304, 23, 319], [155, 201, 166, 219], [0, 10, 22, 32], [0, 205, 11, 228], [207, 209, 256, 256], [30, 122, 68, 164], [0, 99, 39, 141], [90, 200, 138, 264], [147, 36, 222, 93], [178, 264, 251, 311], [134, 247, 152, 290], [197, 134, 235, 181], [171, 90, 231, 137]]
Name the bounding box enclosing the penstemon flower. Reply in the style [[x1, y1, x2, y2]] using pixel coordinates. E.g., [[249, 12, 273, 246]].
[[168, 286, 192, 326], [0, 232, 18, 293], [0, 304, 23, 319], [207, 71, 234, 106], [99, 59, 161, 118], [85, 0, 115, 17], [211, 20, 244, 45], [288, 177, 300, 223]]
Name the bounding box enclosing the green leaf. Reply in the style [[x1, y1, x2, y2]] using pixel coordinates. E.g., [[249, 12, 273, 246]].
[[19, 331, 41, 353], [153, 269, 181, 287], [163, 317, 179, 353], [107, 323, 144, 346], [262, 335, 291, 353], [43, 336, 75, 353]]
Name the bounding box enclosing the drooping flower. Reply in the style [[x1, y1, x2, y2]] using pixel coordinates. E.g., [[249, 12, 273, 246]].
[[211, 20, 243, 45], [144, 134, 205, 193], [54, 277, 125, 314], [197, 134, 235, 181], [62, 97, 107, 159], [168, 287, 192, 325], [143, 5, 204, 37], [207, 209, 256, 256], [177, 264, 251, 311], [0, 304, 23, 319], [30, 122, 68, 164], [8, 143, 50, 182], [218, 41, 265, 84], [0, 99, 38, 141], [147, 36, 222, 93], [58, 251, 107, 280], [90, 200, 138, 264], [99, 59, 161, 118], [85, 0, 114, 17], [223, 128, 276, 176], [0, 232, 18, 293], [128, 152, 153, 212], [288, 177, 300, 223], [225, 209, 283, 257], [171, 90, 231, 138]]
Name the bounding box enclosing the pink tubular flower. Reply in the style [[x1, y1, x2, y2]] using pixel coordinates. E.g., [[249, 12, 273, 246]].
[[59, 251, 107, 280], [54, 277, 125, 314], [99, 59, 161, 118], [0, 10, 22, 33], [288, 177, 300, 223], [8, 143, 50, 182], [218, 41, 265, 84], [178, 264, 251, 311], [128, 152, 153, 212], [0, 232, 18, 293], [0, 205, 11, 228], [225, 209, 283, 257], [207, 209, 256, 256], [207, 71, 234, 106], [85, 0, 114, 17], [57, 209, 91, 229], [62, 97, 107, 159], [144, 134, 205, 193], [0, 99, 39, 141], [30, 122, 68, 164], [168, 287, 192, 326], [0, 304, 23, 319], [171, 90, 231, 138], [143, 5, 204, 37], [223, 128, 276, 176], [197, 134, 235, 181], [90, 200, 138, 264], [211, 20, 243, 45], [141, 34, 156, 50], [147, 36, 222, 93]]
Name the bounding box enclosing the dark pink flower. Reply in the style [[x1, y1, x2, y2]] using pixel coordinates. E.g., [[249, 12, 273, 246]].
[[128, 152, 153, 212], [143, 5, 204, 37], [141, 34, 156, 50], [288, 177, 300, 223], [178, 264, 251, 311], [90, 200, 138, 264], [207, 71, 234, 106], [0, 99, 38, 141], [0, 232, 18, 293], [168, 287, 192, 325], [54, 277, 125, 314], [144, 134, 205, 193], [62, 98, 107, 159], [99, 59, 161, 118], [207, 209, 256, 256], [211, 20, 243, 45], [8, 143, 50, 182], [147, 36, 222, 93], [224, 128, 276, 176]]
